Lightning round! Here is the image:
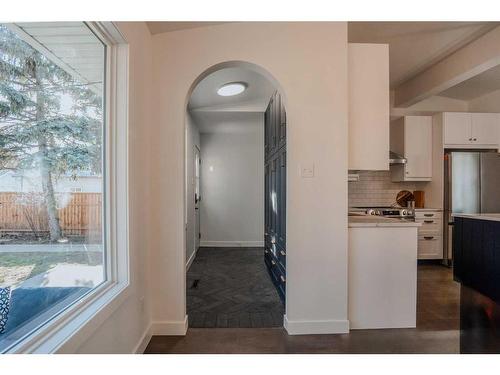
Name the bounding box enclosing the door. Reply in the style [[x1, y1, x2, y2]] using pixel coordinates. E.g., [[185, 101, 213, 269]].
[[194, 146, 201, 251], [471, 113, 500, 146], [444, 112, 471, 146], [480, 152, 500, 213]]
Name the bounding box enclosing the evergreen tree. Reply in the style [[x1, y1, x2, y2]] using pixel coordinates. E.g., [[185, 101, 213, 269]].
[[0, 25, 102, 241]]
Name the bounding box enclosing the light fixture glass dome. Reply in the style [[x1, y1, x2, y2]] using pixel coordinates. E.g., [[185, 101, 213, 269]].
[[217, 82, 247, 96]]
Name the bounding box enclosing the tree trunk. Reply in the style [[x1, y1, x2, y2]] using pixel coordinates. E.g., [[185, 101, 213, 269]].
[[33, 61, 62, 242], [39, 143, 62, 241]]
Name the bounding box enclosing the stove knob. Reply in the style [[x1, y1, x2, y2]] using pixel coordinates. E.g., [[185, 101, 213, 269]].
[[401, 210, 407, 216]]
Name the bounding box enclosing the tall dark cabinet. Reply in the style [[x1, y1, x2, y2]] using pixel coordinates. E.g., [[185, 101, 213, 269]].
[[264, 91, 286, 304]]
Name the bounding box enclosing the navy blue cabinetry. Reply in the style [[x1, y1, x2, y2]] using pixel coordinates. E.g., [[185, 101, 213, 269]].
[[264, 91, 286, 304], [453, 216, 500, 353]]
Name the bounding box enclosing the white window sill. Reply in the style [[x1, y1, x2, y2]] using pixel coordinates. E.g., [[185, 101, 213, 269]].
[[6, 281, 130, 354]]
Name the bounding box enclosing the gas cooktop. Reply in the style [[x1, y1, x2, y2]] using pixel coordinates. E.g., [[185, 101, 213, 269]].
[[351, 206, 415, 218]]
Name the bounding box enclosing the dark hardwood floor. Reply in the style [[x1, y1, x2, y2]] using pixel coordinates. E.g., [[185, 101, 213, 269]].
[[145, 260, 459, 354], [186, 247, 284, 328]]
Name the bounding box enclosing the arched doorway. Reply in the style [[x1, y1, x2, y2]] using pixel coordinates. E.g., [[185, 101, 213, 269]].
[[183, 61, 287, 328]]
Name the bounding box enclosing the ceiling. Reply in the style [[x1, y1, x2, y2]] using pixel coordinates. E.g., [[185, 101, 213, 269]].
[[438, 64, 500, 101], [147, 22, 227, 35], [188, 67, 275, 133], [9, 22, 105, 94], [348, 22, 499, 88]]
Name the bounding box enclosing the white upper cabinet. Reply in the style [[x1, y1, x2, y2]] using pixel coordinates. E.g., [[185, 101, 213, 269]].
[[390, 116, 433, 182], [471, 113, 500, 146], [348, 43, 389, 171], [443, 112, 470, 146], [443, 112, 500, 148]]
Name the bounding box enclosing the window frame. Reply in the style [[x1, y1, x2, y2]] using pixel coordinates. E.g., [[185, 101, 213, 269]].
[[4, 21, 130, 354]]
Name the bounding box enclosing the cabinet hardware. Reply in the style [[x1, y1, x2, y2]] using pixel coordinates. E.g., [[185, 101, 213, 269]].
[[469, 138, 473, 141], [264, 250, 268, 254], [280, 275, 286, 283], [424, 236, 435, 240], [280, 250, 286, 256], [473, 138, 477, 141], [424, 220, 434, 224], [271, 239, 276, 244], [271, 260, 276, 265], [423, 214, 434, 217]]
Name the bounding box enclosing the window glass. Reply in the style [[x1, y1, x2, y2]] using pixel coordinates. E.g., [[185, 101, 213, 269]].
[[0, 22, 105, 351]]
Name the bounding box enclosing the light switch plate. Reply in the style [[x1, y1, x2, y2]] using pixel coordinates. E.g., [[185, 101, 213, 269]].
[[300, 163, 314, 178]]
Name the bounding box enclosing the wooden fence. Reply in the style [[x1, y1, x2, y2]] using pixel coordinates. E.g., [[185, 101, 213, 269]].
[[0, 192, 102, 238]]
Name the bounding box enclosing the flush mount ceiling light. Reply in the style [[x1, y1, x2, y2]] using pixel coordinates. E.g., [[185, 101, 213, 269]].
[[217, 82, 247, 96]]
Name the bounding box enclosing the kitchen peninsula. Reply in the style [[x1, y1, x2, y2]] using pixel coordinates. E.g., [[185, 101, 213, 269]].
[[348, 214, 421, 329], [453, 213, 500, 353]]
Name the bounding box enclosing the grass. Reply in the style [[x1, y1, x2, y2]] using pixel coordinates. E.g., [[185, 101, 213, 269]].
[[0, 251, 103, 284]]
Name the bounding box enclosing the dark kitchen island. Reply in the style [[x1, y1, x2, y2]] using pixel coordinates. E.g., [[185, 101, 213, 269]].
[[453, 214, 500, 353]]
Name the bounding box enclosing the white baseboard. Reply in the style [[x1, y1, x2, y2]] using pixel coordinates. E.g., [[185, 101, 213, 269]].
[[200, 241, 264, 247], [283, 315, 350, 335], [133, 324, 152, 354], [151, 315, 188, 336], [186, 248, 198, 271]]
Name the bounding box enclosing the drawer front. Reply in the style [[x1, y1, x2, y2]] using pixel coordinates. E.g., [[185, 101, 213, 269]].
[[418, 235, 443, 259], [415, 211, 442, 220], [416, 218, 442, 233]]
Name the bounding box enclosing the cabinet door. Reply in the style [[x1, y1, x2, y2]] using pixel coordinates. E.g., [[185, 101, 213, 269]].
[[264, 102, 271, 158], [443, 112, 471, 146], [404, 116, 432, 179], [348, 43, 389, 171], [471, 113, 500, 146], [264, 162, 270, 247], [278, 93, 286, 149]]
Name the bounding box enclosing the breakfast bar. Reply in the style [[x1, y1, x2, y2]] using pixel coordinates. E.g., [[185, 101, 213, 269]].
[[453, 214, 500, 353]]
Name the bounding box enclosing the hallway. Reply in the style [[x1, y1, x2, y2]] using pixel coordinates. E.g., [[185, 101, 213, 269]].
[[186, 247, 284, 328]]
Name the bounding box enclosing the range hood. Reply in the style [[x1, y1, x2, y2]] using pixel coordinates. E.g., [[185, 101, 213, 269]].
[[389, 151, 407, 165]]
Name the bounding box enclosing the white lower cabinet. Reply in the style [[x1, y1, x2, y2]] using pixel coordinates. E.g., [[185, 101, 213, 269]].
[[415, 210, 443, 260]]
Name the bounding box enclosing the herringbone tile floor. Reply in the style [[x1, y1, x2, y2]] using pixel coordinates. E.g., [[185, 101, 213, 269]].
[[187, 247, 284, 328]]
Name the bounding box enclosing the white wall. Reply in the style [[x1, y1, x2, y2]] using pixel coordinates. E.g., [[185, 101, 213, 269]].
[[58, 22, 153, 353], [150, 22, 349, 335], [185, 112, 200, 265], [199, 118, 264, 247]]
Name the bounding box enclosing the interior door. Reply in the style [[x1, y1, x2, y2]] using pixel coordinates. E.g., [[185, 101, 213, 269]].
[[194, 146, 201, 251]]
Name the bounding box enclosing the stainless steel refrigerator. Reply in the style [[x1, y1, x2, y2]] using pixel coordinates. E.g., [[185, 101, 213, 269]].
[[444, 151, 500, 264]]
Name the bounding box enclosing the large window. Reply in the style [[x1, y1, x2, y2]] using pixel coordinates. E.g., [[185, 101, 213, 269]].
[[0, 22, 106, 352]]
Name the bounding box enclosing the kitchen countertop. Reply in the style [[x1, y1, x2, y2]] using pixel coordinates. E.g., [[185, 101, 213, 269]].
[[452, 213, 500, 222], [415, 208, 442, 211], [348, 214, 422, 228]]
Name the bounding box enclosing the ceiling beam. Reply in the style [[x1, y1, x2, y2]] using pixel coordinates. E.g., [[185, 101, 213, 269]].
[[394, 25, 500, 107]]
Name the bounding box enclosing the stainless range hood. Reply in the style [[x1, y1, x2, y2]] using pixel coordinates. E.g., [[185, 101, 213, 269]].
[[389, 151, 407, 165]]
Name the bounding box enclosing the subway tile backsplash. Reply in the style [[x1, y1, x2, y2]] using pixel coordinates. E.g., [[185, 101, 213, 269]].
[[348, 170, 427, 207]]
